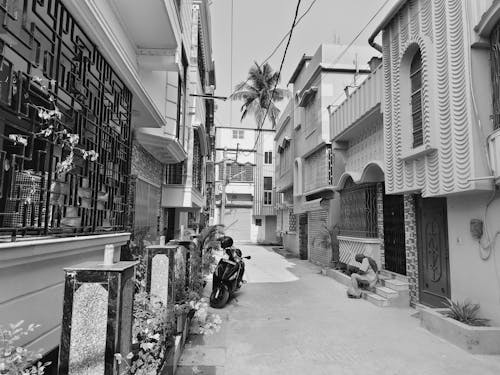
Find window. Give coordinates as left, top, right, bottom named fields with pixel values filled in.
left=339, top=180, right=378, bottom=238
left=263, top=177, right=273, bottom=205
left=166, top=162, right=185, bottom=184
left=255, top=218, right=262, bottom=226
left=232, top=129, right=244, bottom=139
left=264, top=151, right=272, bottom=164
left=264, top=192, right=273, bottom=205
left=410, top=50, right=423, bottom=148
left=264, top=177, right=273, bottom=190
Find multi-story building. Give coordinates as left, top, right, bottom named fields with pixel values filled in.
left=288, top=44, right=377, bottom=265
left=214, top=124, right=277, bottom=243
left=329, top=58, right=388, bottom=272
left=275, top=101, right=296, bottom=254
left=369, top=0, right=500, bottom=324
left=0, top=0, right=214, bottom=366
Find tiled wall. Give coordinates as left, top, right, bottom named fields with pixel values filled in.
left=404, top=194, right=419, bottom=306
left=376, top=183, right=385, bottom=269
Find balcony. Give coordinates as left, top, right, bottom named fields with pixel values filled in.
left=162, top=162, right=205, bottom=209
left=330, top=64, right=383, bottom=141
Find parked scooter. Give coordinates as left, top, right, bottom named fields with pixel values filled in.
left=209, top=236, right=251, bottom=308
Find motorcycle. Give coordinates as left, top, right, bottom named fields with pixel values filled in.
left=209, top=236, right=251, bottom=308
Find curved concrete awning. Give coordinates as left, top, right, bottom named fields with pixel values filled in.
left=360, top=161, right=385, bottom=183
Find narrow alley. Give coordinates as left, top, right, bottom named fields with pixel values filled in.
left=178, top=245, right=500, bottom=375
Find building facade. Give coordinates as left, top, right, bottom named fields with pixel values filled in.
left=372, top=0, right=500, bottom=323
left=275, top=101, right=297, bottom=254
left=0, top=0, right=215, bottom=361
left=329, top=59, right=389, bottom=272
left=288, top=44, right=376, bottom=266
left=214, top=125, right=277, bottom=243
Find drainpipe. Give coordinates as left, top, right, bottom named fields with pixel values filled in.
left=368, top=0, right=408, bottom=53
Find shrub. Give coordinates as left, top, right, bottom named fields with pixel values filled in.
left=0, top=321, right=51, bottom=375
left=445, top=299, right=489, bottom=327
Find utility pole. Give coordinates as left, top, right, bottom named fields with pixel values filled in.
left=220, top=147, right=227, bottom=225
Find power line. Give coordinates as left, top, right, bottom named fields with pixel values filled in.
left=227, top=0, right=318, bottom=101
left=250, top=0, right=303, bottom=152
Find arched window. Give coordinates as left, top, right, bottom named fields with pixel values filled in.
left=410, top=50, right=423, bottom=148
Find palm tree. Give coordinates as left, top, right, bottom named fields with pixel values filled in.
left=230, top=62, right=289, bottom=128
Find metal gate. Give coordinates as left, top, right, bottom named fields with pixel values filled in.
left=383, top=194, right=406, bottom=275
left=298, top=214, right=308, bottom=260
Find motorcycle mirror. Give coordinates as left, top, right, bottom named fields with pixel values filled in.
left=244, top=256, right=251, bottom=259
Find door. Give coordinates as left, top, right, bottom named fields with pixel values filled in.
left=383, top=194, right=406, bottom=275
left=299, top=214, right=308, bottom=260
left=416, top=197, right=451, bottom=307
left=223, top=207, right=252, bottom=242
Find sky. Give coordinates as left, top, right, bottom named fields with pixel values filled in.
left=209, top=0, right=398, bottom=128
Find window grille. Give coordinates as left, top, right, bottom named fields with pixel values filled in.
left=0, top=0, right=132, bottom=240
left=289, top=210, right=296, bottom=232
left=491, top=23, right=500, bottom=130
left=193, top=133, right=202, bottom=191
left=264, top=176, right=272, bottom=190
left=219, top=162, right=253, bottom=182
left=339, top=181, right=378, bottom=238
left=166, top=162, right=185, bottom=184
left=410, top=50, right=423, bottom=148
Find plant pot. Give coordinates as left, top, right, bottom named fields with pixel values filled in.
left=419, top=306, right=500, bottom=354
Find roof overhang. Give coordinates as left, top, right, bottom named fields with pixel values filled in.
left=289, top=54, right=313, bottom=84
left=302, top=198, right=329, bottom=212
left=136, top=127, right=187, bottom=164
left=476, top=1, right=500, bottom=38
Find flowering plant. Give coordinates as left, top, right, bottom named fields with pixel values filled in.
left=7, top=75, right=99, bottom=175
left=0, top=321, right=51, bottom=375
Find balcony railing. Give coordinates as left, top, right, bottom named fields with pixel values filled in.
left=0, top=0, right=132, bottom=241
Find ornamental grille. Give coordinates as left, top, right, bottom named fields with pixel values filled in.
left=491, top=23, right=500, bottom=130
left=339, top=181, right=378, bottom=238
left=0, top=0, right=132, bottom=240
left=193, top=132, right=202, bottom=191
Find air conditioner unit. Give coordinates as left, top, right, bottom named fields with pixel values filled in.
left=487, top=129, right=500, bottom=185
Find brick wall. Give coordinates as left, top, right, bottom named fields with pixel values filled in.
left=131, top=142, right=163, bottom=186
left=404, top=194, right=419, bottom=306
left=376, top=183, right=385, bottom=269
left=304, top=146, right=329, bottom=192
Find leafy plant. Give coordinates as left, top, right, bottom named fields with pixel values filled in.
left=315, top=223, right=340, bottom=268
left=0, top=321, right=51, bottom=375
left=445, top=299, right=489, bottom=327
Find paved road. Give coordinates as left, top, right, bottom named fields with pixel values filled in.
left=177, top=245, right=500, bottom=375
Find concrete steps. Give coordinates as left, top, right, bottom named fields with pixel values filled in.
left=322, top=267, right=410, bottom=308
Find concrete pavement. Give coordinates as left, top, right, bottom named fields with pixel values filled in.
left=177, top=244, right=500, bottom=375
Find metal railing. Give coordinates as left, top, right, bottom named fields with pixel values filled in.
left=0, top=0, right=132, bottom=241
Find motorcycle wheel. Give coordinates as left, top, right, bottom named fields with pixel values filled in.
left=210, top=284, right=229, bottom=308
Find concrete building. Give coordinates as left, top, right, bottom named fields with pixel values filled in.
left=287, top=44, right=377, bottom=266
left=275, top=101, right=297, bottom=255
left=214, top=124, right=277, bottom=244
left=370, top=0, right=500, bottom=324
left=329, top=59, right=388, bottom=272
left=0, top=0, right=215, bottom=364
